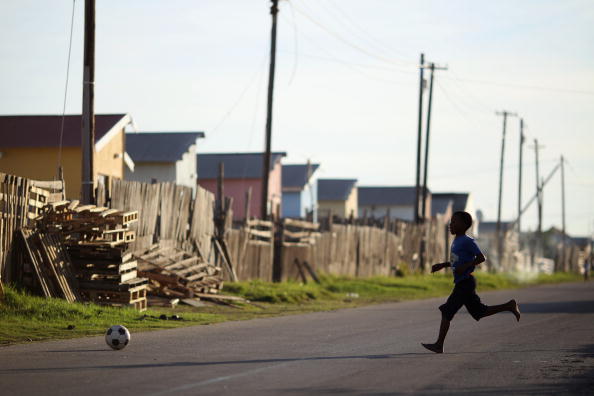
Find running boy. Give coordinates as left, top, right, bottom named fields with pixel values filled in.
left=422, top=211, right=521, bottom=354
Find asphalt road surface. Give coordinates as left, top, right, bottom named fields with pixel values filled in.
left=1, top=281, right=593, bottom=395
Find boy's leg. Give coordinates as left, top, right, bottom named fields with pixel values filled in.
left=481, top=299, right=521, bottom=321
left=422, top=315, right=450, bottom=354
left=421, top=317, right=450, bottom=353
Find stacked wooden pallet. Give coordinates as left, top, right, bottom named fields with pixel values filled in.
left=136, top=244, right=223, bottom=300
left=17, top=228, right=81, bottom=302
left=38, top=201, right=148, bottom=311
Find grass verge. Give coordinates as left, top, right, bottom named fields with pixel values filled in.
left=0, top=272, right=583, bottom=346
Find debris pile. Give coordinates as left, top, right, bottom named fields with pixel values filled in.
left=136, top=243, right=224, bottom=302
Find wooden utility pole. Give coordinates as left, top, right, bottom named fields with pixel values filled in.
left=533, top=139, right=544, bottom=236
left=261, top=0, right=279, bottom=220
left=495, top=110, right=517, bottom=269
left=421, top=62, right=448, bottom=222
left=517, top=119, right=525, bottom=233
left=414, top=53, right=425, bottom=224
left=561, top=155, right=566, bottom=270
left=81, top=0, right=96, bottom=204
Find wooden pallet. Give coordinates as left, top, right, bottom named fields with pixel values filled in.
left=80, top=284, right=147, bottom=311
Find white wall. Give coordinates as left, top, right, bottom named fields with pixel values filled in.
left=175, top=144, right=197, bottom=193
left=125, top=162, right=176, bottom=184
left=358, top=205, right=414, bottom=221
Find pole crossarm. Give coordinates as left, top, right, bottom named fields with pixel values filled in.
left=508, top=160, right=561, bottom=229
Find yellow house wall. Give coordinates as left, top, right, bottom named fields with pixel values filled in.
left=345, top=187, right=358, bottom=218
left=0, top=147, right=82, bottom=199
left=94, top=128, right=124, bottom=184
left=318, top=186, right=358, bottom=219
left=0, top=128, right=125, bottom=200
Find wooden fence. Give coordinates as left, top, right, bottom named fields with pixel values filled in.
left=226, top=219, right=274, bottom=281
left=109, top=180, right=215, bottom=261
left=273, top=217, right=449, bottom=282
left=0, top=173, right=62, bottom=286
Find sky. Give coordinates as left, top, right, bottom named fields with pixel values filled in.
left=1, top=0, right=593, bottom=236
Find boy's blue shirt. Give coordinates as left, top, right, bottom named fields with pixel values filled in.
left=450, top=234, right=482, bottom=283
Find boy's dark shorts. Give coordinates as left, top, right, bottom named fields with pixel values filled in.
left=439, top=276, right=487, bottom=321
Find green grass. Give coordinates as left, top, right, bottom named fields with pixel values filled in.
left=0, top=271, right=583, bottom=346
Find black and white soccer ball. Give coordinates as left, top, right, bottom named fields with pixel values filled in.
left=105, top=325, right=130, bottom=350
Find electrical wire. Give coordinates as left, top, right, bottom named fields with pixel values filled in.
left=56, top=0, right=76, bottom=173
left=210, top=55, right=268, bottom=135
left=288, top=0, right=416, bottom=73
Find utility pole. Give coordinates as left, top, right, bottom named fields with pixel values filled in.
left=421, top=62, right=448, bottom=222
left=261, top=0, right=279, bottom=220
left=561, top=155, right=566, bottom=270
left=495, top=110, right=517, bottom=269
left=531, top=138, right=545, bottom=263
left=414, top=53, right=425, bottom=224
left=518, top=119, right=525, bottom=234
left=533, top=139, right=544, bottom=237
left=81, top=0, right=95, bottom=204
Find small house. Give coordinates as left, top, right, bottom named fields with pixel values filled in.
left=125, top=132, right=205, bottom=193
left=317, top=179, right=358, bottom=219
left=0, top=114, right=133, bottom=199
left=357, top=186, right=431, bottom=221
left=432, top=192, right=477, bottom=235
left=281, top=163, right=320, bottom=220
left=197, top=152, right=286, bottom=220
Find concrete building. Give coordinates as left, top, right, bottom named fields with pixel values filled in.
left=281, top=163, right=320, bottom=220
left=432, top=192, right=477, bottom=235
left=0, top=114, right=133, bottom=199
left=357, top=186, right=431, bottom=222
left=318, top=179, right=358, bottom=219
left=197, top=152, right=286, bottom=220
left=125, top=132, right=204, bottom=193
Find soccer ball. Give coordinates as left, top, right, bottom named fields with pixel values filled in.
left=105, top=325, right=130, bottom=350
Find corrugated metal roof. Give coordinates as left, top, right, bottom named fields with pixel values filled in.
left=358, top=186, right=428, bottom=206
left=126, top=132, right=204, bottom=163
left=282, top=163, right=320, bottom=189
left=197, top=152, right=286, bottom=179
left=318, top=179, right=357, bottom=201
left=432, top=193, right=469, bottom=212
left=0, top=114, right=127, bottom=147
left=431, top=198, right=453, bottom=216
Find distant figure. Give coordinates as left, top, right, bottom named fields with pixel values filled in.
left=585, top=257, right=591, bottom=281
left=421, top=211, right=521, bottom=354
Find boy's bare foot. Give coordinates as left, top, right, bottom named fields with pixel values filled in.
left=421, top=343, right=443, bottom=354
left=510, top=299, right=521, bottom=321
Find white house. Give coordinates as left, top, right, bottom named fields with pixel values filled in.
left=125, top=132, right=204, bottom=192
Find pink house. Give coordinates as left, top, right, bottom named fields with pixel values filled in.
left=197, top=152, right=286, bottom=220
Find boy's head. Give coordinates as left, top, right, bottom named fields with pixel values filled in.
left=449, top=211, right=473, bottom=235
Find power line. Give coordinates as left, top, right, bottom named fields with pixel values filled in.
left=56, top=0, right=77, bottom=176
left=289, top=0, right=416, bottom=72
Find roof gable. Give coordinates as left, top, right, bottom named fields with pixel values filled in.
left=318, top=179, right=357, bottom=201
left=0, top=114, right=129, bottom=148
left=282, top=164, right=320, bottom=189
left=126, top=132, right=204, bottom=163
left=197, top=152, right=286, bottom=179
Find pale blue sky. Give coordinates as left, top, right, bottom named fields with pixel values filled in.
left=1, top=0, right=593, bottom=235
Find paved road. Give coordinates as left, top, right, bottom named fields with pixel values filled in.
left=1, top=281, right=593, bottom=395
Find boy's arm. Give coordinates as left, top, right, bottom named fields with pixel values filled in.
left=454, top=253, right=486, bottom=275
left=431, top=262, right=451, bottom=273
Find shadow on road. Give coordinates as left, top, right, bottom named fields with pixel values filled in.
left=0, top=352, right=430, bottom=373
left=519, top=300, right=594, bottom=314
